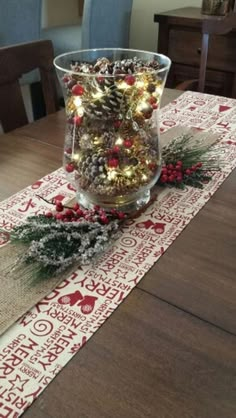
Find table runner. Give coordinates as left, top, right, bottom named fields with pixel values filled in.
left=0, top=91, right=236, bottom=417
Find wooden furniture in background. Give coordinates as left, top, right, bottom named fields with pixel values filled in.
left=0, top=40, right=58, bottom=133
left=177, top=12, right=236, bottom=96
left=154, top=7, right=236, bottom=97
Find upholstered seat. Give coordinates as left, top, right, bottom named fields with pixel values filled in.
left=0, top=0, right=133, bottom=126
left=41, top=0, right=133, bottom=54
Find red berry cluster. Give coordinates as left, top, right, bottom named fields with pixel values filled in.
left=45, top=202, right=126, bottom=224
left=160, top=161, right=183, bottom=184
left=160, top=161, right=203, bottom=184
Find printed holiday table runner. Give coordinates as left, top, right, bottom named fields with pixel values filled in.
left=0, top=91, right=236, bottom=417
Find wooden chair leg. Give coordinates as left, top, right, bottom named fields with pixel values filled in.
left=198, top=33, right=209, bottom=93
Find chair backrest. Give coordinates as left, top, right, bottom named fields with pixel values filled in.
left=198, top=12, right=236, bottom=93
left=81, top=0, right=133, bottom=49
left=0, top=0, right=42, bottom=47
left=0, top=40, right=58, bottom=133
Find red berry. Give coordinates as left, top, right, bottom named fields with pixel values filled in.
left=45, top=211, right=53, bottom=218
left=161, top=174, right=168, bottom=183
left=55, top=199, right=63, bottom=206
left=152, top=103, right=158, bottom=110
left=65, top=209, right=74, bottom=217
left=124, top=75, right=136, bottom=86
left=117, top=212, right=126, bottom=220
left=73, top=203, right=80, bottom=211
left=65, top=163, right=75, bottom=173
left=113, top=120, right=122, bottom=129
left=100, top=215, right=109, bottom=224
left=176, top=160, right=183, bottom=167
left=149, top=96, right=157, bottom=105
left=55, top=213, right=64, bottom=220
left=56, top=204, right=64, bottom=212
left=108, top=158, right=119, bottom=168
left=176, top=175, right=183, bottom=182
left=63, top=218, right=69, bottom=222
left=112, top=145, right=120, bottom=153
left=191, top=165, right=197, bottom=171
left=175, top=165, right=182, bottom=171
left=167, top=164, right=174, bottom=170
left=172, top=170, right=177, bottom=176
left=161, top=167, right=168, bottom=174
left=110, top=208, right=117, bottom=215
left=72, top=84, right=84, bottom=96
left=65, top=147, right=72, bottom=154
left=76, top=209, right=84, bottom=217
left=196, top=162, right=202, bottom=168
left=185, top=169, right=191, bottom=176
left=168, top=175, right=175, bottom=182
left=73, top=116, right=83, bottom=126
left=124, top=139, right=133, bottom=148
left=63, top=75, right=70, bottom=83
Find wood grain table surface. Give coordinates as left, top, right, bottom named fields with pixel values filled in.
left=0, top=88, right=235, bottom=418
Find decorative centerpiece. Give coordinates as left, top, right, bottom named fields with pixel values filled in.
left=54, top=48, right=171, bottom=211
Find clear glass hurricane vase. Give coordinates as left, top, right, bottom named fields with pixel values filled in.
left=54, top=48, right=171, bottom=211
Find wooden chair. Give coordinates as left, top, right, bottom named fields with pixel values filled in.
left=176, top=12, right=236, bottom=97
left=0, top=40, right=59, bottom=133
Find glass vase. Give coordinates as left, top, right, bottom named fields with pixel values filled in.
left=54, top=48, right=171, bottom=212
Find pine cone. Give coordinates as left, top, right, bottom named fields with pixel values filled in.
left=120, top=120, right=134, bottom=137
left=85, top=78, right=123, bottom=119
left=78, top=154, right=107, bottom=181
left=133, top=113, right=145, bottom=127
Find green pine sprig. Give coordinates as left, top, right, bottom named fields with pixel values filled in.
left=10, top=215, right=120, bottom=280
left=159, top=133, right=221, bottom=189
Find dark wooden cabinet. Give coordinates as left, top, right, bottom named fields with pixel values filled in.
left=154, top=7, right=236, bottom=97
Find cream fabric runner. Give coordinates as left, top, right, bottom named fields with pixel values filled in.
left=0, top=124, right=219, bottom=336
left=0, top=91, right=235, bottom=418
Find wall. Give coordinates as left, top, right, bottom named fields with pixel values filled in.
left=41, top=0, right=202, bottom=50
left=129, top=0, right=201, bottom=52
left=41, top=0, right=80, bottom=28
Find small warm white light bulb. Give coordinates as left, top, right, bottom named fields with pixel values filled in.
left=74, top=96, right=82, bottom=107
left=136, top=101, right=149, bottom=112
left=117, top=81, right=129, bottom=90
left=72, top=153, right=81, bottom=162
left=115, top=136, right=124, bottom=146
left=108, top=170, right=117, bottom=180
left=92, top=91, right=104, bottom=99
left=124, top=168, right=133, bottom=178
left=77, top=106, right=84, bottom=117
left=136, top=80, right=145, bottom=88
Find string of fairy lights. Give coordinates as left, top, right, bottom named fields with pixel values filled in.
left=61, top=56, right=166, bottom=205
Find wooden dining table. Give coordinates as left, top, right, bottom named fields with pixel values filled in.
left=0, top=88, right=236, bottom=418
